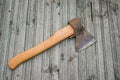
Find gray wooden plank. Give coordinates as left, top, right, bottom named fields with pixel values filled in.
left=92, top=0, right=105, bottom=80
left=108, top=0, right=120, bottom=79
left=5, top=0, right=22, bottom=80
left=0, top=0, right=4, bottom=23
left=0, top=0, right=4, bottom=30
left=49, top=0, right=60, bottom=80
left=114, top=1, right=120, bottom=79
left=0, top=0, right=4, bottom=70
left=0, top=0, right=13, bottom=80
left=76, top=0, right=87, bottom=80
left=59, top=0, right=68, bottom=80
left=30, top=0, right=44, bottom=80
left=8, top=0, right=28, bottom=80
left=85, top=0, right=97, bottom=80
left=22, top=0, right=35, bottom=80
left=67, top=0, right=79, bottom=80
left=41, top=0, right=52, bottom=80
left=100, top=0, right=115, bottom=80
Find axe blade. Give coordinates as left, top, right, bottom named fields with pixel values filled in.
left=76, top=30, right=96, bottom=52
left=68, top=17, right=96, bottom=52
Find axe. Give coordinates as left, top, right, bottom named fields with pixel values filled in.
left=8, top=17, right=96, bottom=69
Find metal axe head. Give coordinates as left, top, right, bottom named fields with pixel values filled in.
left=68, top=17, right=96, bottom=52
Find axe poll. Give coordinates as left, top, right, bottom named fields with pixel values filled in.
left=8, top=17, right=96, bottom=69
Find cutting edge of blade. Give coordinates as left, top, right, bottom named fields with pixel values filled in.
left=76, top=38, right=96, bottom=52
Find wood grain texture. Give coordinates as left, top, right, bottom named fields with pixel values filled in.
left=0, top=0, right=120, bottom=80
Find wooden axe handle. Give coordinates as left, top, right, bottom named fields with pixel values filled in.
left=8, top=25, right=74, bottom=69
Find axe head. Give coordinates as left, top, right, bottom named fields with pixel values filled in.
left=68, top=17, right=96, bottom=52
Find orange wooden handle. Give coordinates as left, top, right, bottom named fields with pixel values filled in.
left=8, top=25, right=74, bottom=69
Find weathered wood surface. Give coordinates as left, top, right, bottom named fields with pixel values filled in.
left=0, top=0, right=120, bottom=80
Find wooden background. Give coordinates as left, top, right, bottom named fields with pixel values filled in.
left=0, top=0, right=120, bottom=80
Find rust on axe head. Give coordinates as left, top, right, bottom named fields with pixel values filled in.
left=68, top=17, right=96, bottom=52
